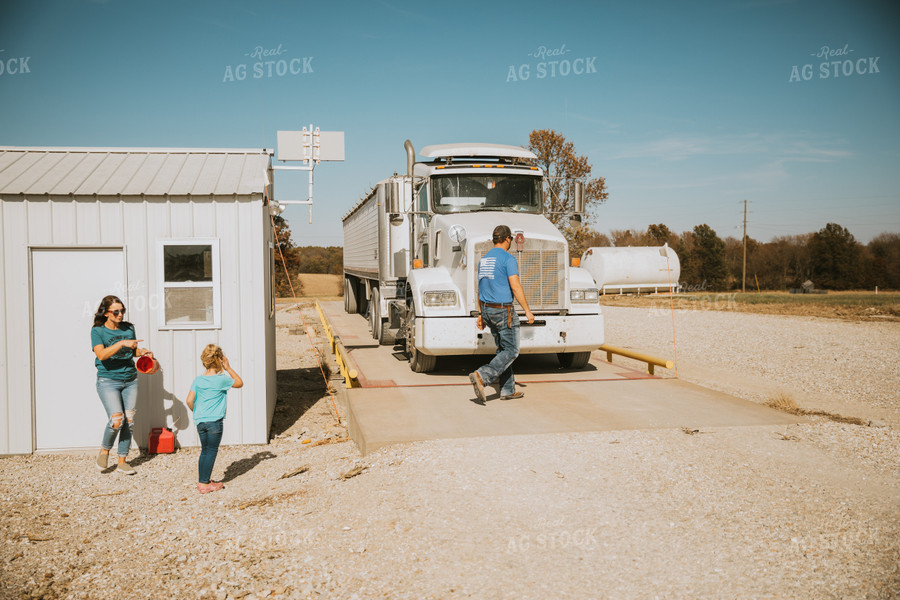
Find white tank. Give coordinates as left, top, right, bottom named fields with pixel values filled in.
left=580, top=246, right=680, bottom=293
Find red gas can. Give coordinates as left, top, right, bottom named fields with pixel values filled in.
left=148, top=427, right=175, bottom=454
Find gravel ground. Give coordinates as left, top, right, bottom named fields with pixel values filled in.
left=1, top=303, right=898, bottom=600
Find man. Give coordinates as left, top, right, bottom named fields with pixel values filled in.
left=469, top=225, right=534, bottom=402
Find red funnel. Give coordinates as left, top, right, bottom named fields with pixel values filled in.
left=136, top=356, right=160, bottom=374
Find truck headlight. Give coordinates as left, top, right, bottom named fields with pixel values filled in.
left=424, top=291, right=458, bottom=306
left=570, top=289, right=599, bottom=303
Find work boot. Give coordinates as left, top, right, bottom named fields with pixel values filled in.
left=469, top=371, right=486, bottom=403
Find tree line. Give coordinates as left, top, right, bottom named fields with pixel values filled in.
left=273, top=216, right=343, bottom=296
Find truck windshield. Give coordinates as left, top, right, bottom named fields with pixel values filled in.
left=432, top=174, right=542, bottom=214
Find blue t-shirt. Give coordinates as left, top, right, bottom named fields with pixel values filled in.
left=190, top=373, right=235, bottom=423
left=91, top=324, right=137, bottom=381
left=477, top=247, right=519, bottom=304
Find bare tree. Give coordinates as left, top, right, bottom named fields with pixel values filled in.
left=527, top=130, right=608, bottom=241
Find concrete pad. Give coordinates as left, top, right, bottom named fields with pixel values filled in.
left=319, top=301, right=803, bottom=454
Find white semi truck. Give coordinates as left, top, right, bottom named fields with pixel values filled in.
left=341, top=141, right=604, bottom=372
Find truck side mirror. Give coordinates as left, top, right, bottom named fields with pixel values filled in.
left=388, top=181, right=400, bottom=215
left=573, top=181, right=585, bottom=215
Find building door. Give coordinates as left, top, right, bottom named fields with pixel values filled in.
left=31, top=249, right=126, bottom=450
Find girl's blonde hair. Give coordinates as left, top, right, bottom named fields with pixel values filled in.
left=201, top=344, right=224, bottom=372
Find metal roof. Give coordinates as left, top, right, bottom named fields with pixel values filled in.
left=0, top=147, right=272, bottom=197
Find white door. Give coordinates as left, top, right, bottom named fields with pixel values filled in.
left=32, top=249, right=126, bottom=450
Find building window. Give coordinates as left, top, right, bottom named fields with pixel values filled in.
left=158, top=240, right=221, bottom=329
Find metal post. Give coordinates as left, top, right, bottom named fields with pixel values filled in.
left=742, top=199, right=748, bottom=293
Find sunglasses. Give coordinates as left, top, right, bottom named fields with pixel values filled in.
left=109, top=309, right=126, bottom=316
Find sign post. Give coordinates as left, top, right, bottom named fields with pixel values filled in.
left=274, top=124, right=345, bottom=223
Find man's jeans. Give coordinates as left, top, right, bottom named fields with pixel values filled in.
left=96, top=376, right=138, bottom=456
left=475, top=305, right=520, bottom=397
left=196, top=418, right=224, bottom=484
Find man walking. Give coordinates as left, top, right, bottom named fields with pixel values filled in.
left=469, top=225, right=534, bottom=402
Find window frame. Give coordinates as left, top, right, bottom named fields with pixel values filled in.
left=156, top=238, right=222, bottom=330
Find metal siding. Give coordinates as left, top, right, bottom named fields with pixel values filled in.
left=3, top=201, right=32, bottom=453
left=99, top=199, right=124, bottom=245
left=191, top=200, right=217, bottom=238
left=50, top=199, right=77, bottom=245
left=22, top=152, right=67, bottom=195
left=170, top=201, right=194, bottom=238
left=121, top=153, right=165, bottom=196
left=342, top=194, right=379, bottom=275
left=74, top=199, right=102, bottom=244
left=216, top=198, right=243, bottom=445
left=0, top=200, right=8, bottom=453
left=26, top=199, right=52, bottom=246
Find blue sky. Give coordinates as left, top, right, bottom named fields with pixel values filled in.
left=2, top=0, right=898, bottom=245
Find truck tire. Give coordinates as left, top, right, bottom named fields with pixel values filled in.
left=557, top=351, right=592, bottom=369
left=405, top=304, right=437, bottom=373
left=370, top=287, right=394, bottom=345
left=370, top=286, right=381, bottom=340
left=344, top=276, right=358, bottom=314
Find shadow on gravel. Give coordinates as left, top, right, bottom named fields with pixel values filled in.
left=222, top=450, right=277, bottom=482
left=270, top=367, right=329, bottom=438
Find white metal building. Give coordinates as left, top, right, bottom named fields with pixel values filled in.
left=0, top=147, right=277, bottom=454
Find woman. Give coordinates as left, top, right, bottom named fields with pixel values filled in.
left=91, top=295, right=152, bottom=475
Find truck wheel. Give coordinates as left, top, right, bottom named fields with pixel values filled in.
left=557, top=351, right=592, bottom=369
left=344, top=276, right=358, bottom=314
left=370, top=287, right=394, bottom=345
left=370, top=287, right=381, bottom=340
left=406, top=304, right=436, bottom=373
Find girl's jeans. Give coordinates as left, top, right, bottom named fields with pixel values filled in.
left=96, top=376, right=138, bottom=456
left=196, top=418, right=224, bottom=484
left=475, top=305, right=521, bottom=397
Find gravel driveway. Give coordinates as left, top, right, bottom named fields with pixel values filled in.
left=1, top=303, right=897, bottom=600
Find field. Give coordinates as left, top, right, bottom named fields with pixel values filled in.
left=600, top=290, right=900, bottom=321
left=278, top=273, right=342, bottom=301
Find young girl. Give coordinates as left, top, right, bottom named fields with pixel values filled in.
left=186, top=345, right=243, bottom=494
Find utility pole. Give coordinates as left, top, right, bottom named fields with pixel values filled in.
left=742, top=199, right=748, bottom=293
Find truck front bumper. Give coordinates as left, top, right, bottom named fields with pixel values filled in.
left=415, top=314, right=604, bottom=356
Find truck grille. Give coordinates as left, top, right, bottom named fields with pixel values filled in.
left=475, top=241, right=566, bottom=310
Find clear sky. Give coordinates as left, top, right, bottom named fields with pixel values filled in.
left=2, top=0, right=898, bottom=245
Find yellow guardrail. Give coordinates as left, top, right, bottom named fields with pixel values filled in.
left=316, top=300, right=360, bottom=388
left=598, top=344, right=674, bottom=376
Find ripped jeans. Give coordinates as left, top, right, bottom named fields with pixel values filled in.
left=96, top=377, right=138, bottom=456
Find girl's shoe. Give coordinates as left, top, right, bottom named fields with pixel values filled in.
left=197, top=481, right=225, bottom=494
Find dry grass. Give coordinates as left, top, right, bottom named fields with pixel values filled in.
left=278, top=273, right=343, bottom=301
left=600, top=290, right=900, bottom=321
left=764, top=393, right=869, bottom=426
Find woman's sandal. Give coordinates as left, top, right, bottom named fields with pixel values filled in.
left=197, top=481, right=225, bottom=494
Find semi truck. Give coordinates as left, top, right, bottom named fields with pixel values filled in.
left=341, top=141, right=604, bottom=373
